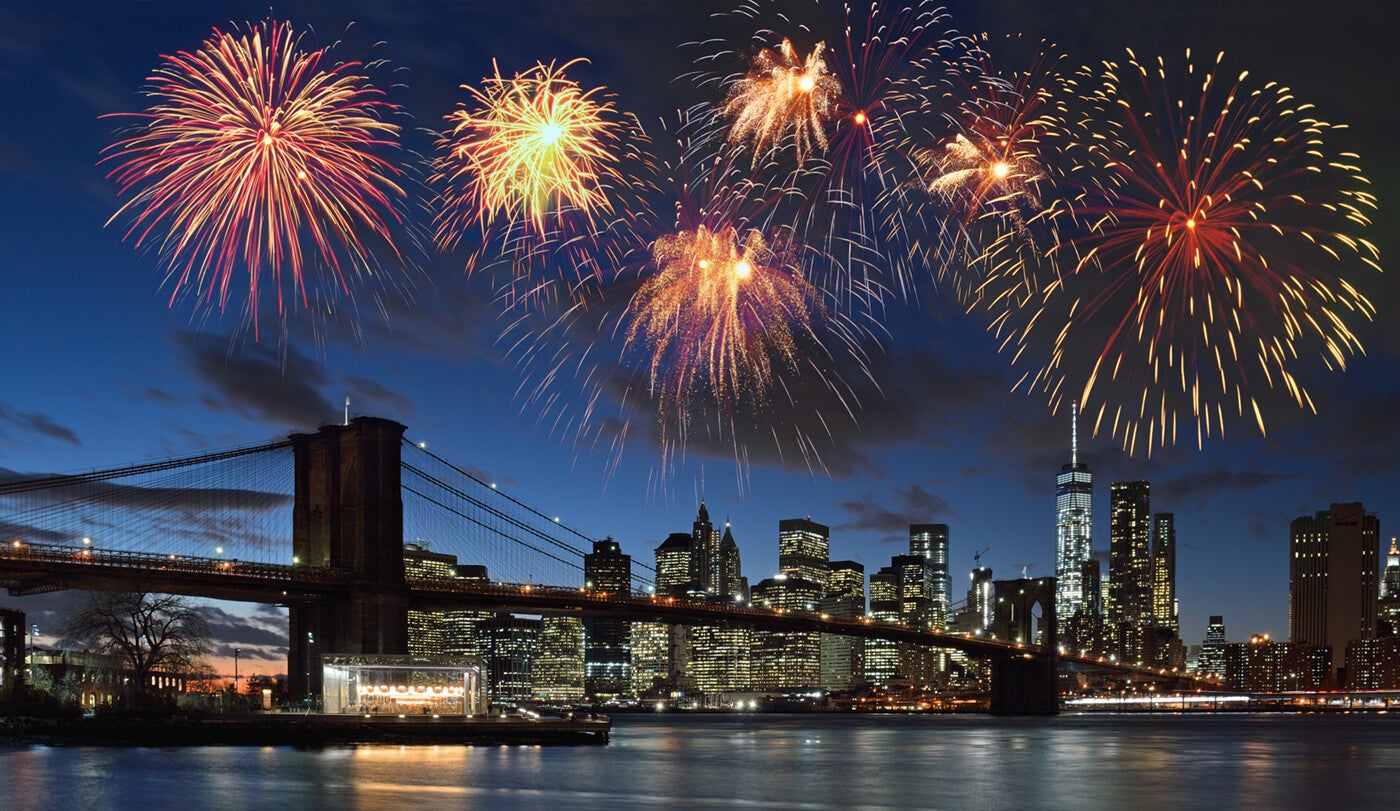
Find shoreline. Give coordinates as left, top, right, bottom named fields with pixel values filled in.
left=0, top=713, right=610, bottom=747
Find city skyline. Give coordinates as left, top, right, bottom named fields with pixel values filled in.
left=0, top=0, right=1395, bottom=682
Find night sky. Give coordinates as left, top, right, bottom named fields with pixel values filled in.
left=1, top=0, right=1395, bottom=679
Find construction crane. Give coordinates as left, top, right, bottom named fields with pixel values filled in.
left=973, top=547, right=989, bottom=567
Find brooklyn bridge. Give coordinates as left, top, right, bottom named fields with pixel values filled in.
left=0, top=416, right=1204, bottom=714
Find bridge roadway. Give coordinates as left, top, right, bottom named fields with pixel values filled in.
left=0, top=540, right=1198, bottom=686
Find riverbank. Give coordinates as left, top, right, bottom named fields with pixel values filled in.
left=0, top=713, right=610, bottom=746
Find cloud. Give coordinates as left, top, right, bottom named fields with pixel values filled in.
left=1153, top=466, right=1298, bottom=509
left=175, top=332, right=338, bottom=429
left=0, top=403, right=81, bottom=446
left=837, top=483, right=958, bottom=543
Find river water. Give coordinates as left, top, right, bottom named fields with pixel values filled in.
left=3, top=713, right=1399, bottom=809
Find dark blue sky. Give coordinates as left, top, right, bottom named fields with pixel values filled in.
left=0, top=0, right=1395, bottom=676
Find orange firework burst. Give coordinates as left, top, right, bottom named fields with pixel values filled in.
left=433, top=58, right=622, bottom=250
left=721, top=39, right=841, bottom=163
left=623, top=225, right=822, bottom=423
left=1001, top=49, right=1380, bottom=454
left=102, top=20, right=410, bottom=333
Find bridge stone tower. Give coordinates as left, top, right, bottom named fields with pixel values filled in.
left=287, top=417, right=409, bottom=703
left=989, top=576, right=1060, bottom=715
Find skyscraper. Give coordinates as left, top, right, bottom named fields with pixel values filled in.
left=584, top=537, right=632, bottom=700
left=1108, top=480, right=1152, bottom=661
left=778, top=518, right=830, bottom=590
left=1289, top=503, right=1380, bottom=679
left=909, top=524, right=950, bottom=627
left=1055, top=403, right=1094, bottom=636
left=864, top=566, right=901, bottom=686
left=716, top=521, right=745, bottom=600
left=820, top=560, right=865, bottom=689
left=1152, top=513, right=1178, bottom=634
left=1199, top=616, right=1227, bottom=678
left=655, top=532, right=696, bottom=595
left=1380, top=538, right=1400, bottom=637
left=750, top=574, right=822, bottom=689
left=404, top=541, right=460, bottom=655
left=534, top=616, right=584, bottom=703
left=693, top=502, right=719, bottom=593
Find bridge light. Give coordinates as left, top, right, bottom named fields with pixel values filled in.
left=490, top=483, right=497, bottom=489
left=215, top=546, right=223, bottom=555
left=11, top=541, right=20, bottom=548
left=82, top=537, right=92, bottom=546
left=292, top=555, right=300, bottom=564
left=418, top=442, right=427, bottom=449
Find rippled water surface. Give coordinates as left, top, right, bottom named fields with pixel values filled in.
left=4, top=713, right=1399, bottom=809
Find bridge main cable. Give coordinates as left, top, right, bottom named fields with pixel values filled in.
left=402, top=439, right=657, bottom=577
left=0, top=439, right=295, bottom=496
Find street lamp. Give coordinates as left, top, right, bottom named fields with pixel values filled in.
left=305, top=632, right=314, bottom=710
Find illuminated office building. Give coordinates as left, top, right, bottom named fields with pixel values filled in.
left=750, top=574, right=822, bottom=689
left=443, top=564, right=491, bottom=659
left=694, top=503, right=720, bottom=592
left=1290, top=503, right=1380, bottom=680
left=1379, top=538, right=1400, bottom=636
left=820, top=561, right=865, bottom=690
left=1151, top=513, right=1178, bottom=634
left=1108, top=481, right=1153, bottom=661
left=1199, top=616, right=1227, bottom=678
left=1055, top=403, right=1094, bottom=637
left=404, top=541, right=460, bottom=656
left=584, top=538, right=632, bottom=699
left=533, top=616, right=584, bottom=703
left=778, top=518, right=830, bottom=591
left=480, top=615, right=539, bottom=703
left=864, top=566, right=901, bottom=685
left=909, top=524, right=950, bottom=626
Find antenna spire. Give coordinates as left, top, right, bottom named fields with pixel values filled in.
left=1071, top=400, right=1079, bottom=467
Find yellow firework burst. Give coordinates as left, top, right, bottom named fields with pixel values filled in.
left=434, top=58, right=620, bottom=247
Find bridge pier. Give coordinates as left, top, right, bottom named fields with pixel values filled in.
left=990, top=655, right=1060, bottom=715
left=287, top=417, right=409, bottom=704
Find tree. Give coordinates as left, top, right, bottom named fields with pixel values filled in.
left=62, top=592, right=211, bottom=701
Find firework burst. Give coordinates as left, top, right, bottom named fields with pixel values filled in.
left=695, top=0, right=979, bottom=305
left=501, top=111, right=875, bottom=486
left=433, top=58, right=622, bottom=247
left=722, top=39, right=841, bottom=163
left=102, top=20, right=411, bottom=335
left=623, top=225, right=820, bottom=425
left=923, top=36, right=1090, bottom=305
left=1002, top=49, right=1380, bottom=454
left=430, top=58, right=656, bottom=314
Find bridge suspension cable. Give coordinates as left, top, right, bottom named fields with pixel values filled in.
left=400, top=440, right=656, bottom=588
left=0, top=439, right=293, bottom=496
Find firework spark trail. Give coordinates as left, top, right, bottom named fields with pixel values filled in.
left=1000, top=49, right=1380, bottom=455
left=102, top=20, right=411, bottom=336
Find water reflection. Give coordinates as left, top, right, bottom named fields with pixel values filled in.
left=3, top=715, right=1400, bottom=809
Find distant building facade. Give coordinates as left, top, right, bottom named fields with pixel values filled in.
left=1289, top=503, right=1380, bottom=679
